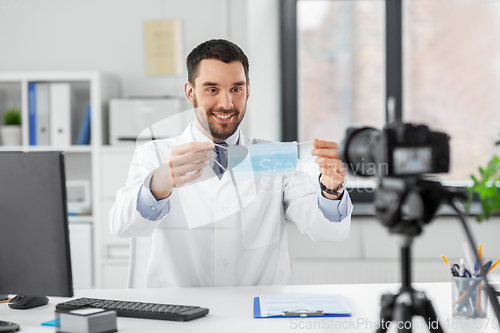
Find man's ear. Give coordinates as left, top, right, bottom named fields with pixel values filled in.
left=184, top=81, right=195, bottom=106
left=246, top=81, right=250, bottom=102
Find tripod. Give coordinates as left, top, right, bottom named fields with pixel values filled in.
left=373, top=178, right=500, bottom=333
left=373, top=178, right=446, bottom=333
left=376, top=234, right=443, bottom=333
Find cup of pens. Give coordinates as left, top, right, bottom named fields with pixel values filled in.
left=452, top=276, right=488, bottom=319
left=443, top=244, right=500, bottom=319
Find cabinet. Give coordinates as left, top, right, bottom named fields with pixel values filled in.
left=0, top=71, right=120, bottom=288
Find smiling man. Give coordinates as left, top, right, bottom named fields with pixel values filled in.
left=110, top=39, right=353, bottom=288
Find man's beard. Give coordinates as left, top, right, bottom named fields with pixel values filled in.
left=194, top=96, right=246, bottom=142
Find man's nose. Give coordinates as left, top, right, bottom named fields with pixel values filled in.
left=218, top=91, right=233, bottom=110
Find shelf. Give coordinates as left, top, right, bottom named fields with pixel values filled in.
left=69, top=215, right=94, bottom=223
left=0, top=70, right=121, bottom=289
left=0, top=145, right=93, bottom=153
left=99, top=145, right=136, bottom=153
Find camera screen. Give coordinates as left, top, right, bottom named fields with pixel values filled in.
left=393, top=147, right=432, bottom=175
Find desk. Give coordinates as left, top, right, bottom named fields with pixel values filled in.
left=1, top=282, right=499, bottom=332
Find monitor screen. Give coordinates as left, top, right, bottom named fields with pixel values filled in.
left=393, top=147, right=432, bottom=175
left=0, top=151, right=73, bottom=297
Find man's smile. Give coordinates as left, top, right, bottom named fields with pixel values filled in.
left=213, top=112, right=235, bottom=123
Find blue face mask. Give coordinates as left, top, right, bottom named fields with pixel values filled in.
left=214, top=142, right=298, bottom=178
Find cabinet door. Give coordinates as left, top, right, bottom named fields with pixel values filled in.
left=101, top=150, right=134, bottom=198
left=69, top=223, right=93, bottom=289
left=100, top=150, right=133, bottom=259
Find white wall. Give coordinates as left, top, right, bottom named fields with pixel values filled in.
left=0, top=0, right=281, bottom=139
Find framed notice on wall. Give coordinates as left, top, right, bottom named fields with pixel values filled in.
left=143, top=19, right=184, bottom=76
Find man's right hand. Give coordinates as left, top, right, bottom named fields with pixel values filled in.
left=150, top=141, right=214, bottom=200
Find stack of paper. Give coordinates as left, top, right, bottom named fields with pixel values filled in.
left=59, top=308, right=117, bottom=333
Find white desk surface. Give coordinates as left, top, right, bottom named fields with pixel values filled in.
left=1, top=282, right=500, bottom=333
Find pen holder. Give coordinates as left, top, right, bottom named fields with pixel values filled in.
left=452, top=276, right=488, bottom=319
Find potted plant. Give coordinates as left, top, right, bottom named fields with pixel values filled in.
left=466, top=135, right=500, bottom=221
left=1, top=107, right=22, bottom=146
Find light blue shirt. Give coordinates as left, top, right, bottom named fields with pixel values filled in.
left=137, top=124, right=349, bottom=222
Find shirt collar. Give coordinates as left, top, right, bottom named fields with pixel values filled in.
left=191, top=122, right=240, bottom=145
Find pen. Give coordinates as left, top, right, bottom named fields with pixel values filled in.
left=474, top=244, right=482, bottom=277
left=487, top=257, right=500, bottom=275
left=482, top=261, right=492, bottom=275
left=460, top=259, right=466, bottom=277
left=441, top=255, right=449, bottom=267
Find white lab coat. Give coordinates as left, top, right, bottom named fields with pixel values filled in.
left=110, top=124, right=352, bottom=287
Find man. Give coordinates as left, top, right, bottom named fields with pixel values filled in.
left=110, top=39, right=352, bottom=288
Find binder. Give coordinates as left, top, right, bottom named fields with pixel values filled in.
left=254, top=295, right=351, bottom=318
left=36, top=83, right=50, bottom=145
left=28, top=82, right=37, bottom=145
left=50, top=83, right=72, bottom=146
left=76, top=105, right=91, bottom=145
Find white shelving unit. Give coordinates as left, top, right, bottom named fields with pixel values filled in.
left=0, top=71, right=120, bottom=288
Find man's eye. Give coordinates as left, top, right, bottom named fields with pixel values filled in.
left=207, top=88, right=217, bottom=93
left=232, top=88, right=242, bottom=92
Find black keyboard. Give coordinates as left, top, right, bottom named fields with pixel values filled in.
left=56, top=297, right=209, bottom=322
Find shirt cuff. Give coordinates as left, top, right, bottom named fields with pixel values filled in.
left=318, top=189, right=349, bottom=222
left=137, top=185, right=170, bottom=221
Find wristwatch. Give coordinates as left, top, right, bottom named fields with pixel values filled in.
left=318, top=174, right=346, bottom=197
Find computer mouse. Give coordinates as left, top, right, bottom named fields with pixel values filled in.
left=8, top=295, right=49, bottom=310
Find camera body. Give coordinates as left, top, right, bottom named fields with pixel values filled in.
left=341, top=122, right=450, bottom=177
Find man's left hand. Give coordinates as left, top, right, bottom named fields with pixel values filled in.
left=311, top=139, right=346, bottom=200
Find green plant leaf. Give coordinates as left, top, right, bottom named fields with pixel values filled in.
left=2, top=107, right=21, bottom=125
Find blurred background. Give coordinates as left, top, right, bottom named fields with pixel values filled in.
left=1, top=0, right=499, bottom=289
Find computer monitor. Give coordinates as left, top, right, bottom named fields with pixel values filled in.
left=0, top=152, right=73, bottom=330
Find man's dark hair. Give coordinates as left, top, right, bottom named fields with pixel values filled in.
left=186, top=39, right=249, bottom=85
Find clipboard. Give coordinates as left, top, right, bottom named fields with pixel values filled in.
left=253, top=297, right=351, bottom=318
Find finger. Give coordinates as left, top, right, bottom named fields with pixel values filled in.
left=173, top=160, right=209, bottom=177
left=175, top=169, right=204, bottom=186
left=170, top=141, right=215, bottom=156
left=312, top=148, right=339, bottom=159
left=320, top=167, right=346, bottom=180
left=317, top=159, right=346, bottom=175
left=312, top=139, right=338, bottom=149
left=315, top=156, right=343, bottom=165
left=171, top=151, right=212, bottom=167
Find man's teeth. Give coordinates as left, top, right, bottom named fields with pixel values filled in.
left=215, top=114, right=232, bottom=119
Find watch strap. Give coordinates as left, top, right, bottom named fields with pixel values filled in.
left=318, top=174, right=345, bottom=197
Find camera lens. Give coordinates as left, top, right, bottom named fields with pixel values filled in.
left=339, top=127, right=381, bottom=177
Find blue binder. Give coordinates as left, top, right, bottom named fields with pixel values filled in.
left=253, top=297, right=351, bottom=318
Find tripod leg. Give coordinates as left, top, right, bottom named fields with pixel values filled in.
left=393, top=291, right=414, bottom=333
left=376, top=293, right=397, bottom=333
left=414, top=291, right=444, bottom=333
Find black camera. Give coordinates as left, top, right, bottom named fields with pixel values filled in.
left=340, top=122, right=450, bottom=177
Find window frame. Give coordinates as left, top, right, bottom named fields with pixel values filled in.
left=280, top=0, right=484, bottom=216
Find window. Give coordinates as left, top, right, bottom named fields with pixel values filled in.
left=287, top=0, right=500, bottom=184
left=296, top=0, right=385, bottom=187
left=403, top=0, right=500, bottom=182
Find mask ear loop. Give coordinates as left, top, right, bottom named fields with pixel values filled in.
left=296, top=140, right=315, bottom=166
